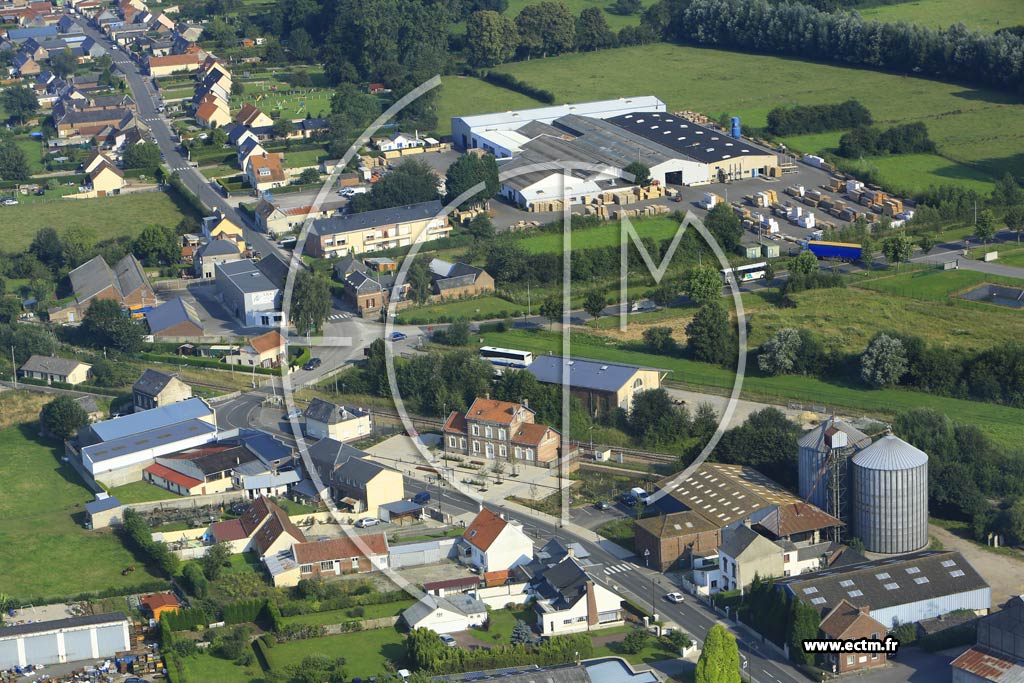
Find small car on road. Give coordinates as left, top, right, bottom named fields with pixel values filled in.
left=595, top=500, right=612, bottom=511
left=302, top=357, right=322, bottom=371
left=388, top=332, right=408, bottom=342
left=355, top=517, right=380, bottom=528
left=664, top=592, right=685, bottom=604
left=284, top=409, right=302, bottom=420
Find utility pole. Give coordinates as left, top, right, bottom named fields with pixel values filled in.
left=11, top=346, right=17, bottom=387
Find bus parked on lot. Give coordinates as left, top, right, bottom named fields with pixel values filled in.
left=479, top=346, right=534, bottom=373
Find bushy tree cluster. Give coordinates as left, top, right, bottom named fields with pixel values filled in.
left=712, top=408, right=801, bottom=488
left=40, top=395, right=89, bottom=439
left=349, top=160, right=439, bottom=213
left=765, top=99, right=872, bottom=136
left=120, top=509, right=180, bottom=576
left=838, top=123, right=936, bottom=157
left=408, top=628, right=593, bottom=673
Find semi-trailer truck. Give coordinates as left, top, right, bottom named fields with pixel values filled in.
left=806, top=240, right=862, bottom=261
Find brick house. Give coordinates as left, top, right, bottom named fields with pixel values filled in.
left=442, top=397, right=561, bottom=465
left=818, top=599, right=888, bottom=673
left=294, top=533, right=389, bottom=579
left=427, top=259, right=495, bottom=301
left=634, top=511, right=721, bottom=573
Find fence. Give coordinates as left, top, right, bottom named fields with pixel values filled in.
left=323, top=616, right=399, bottom=634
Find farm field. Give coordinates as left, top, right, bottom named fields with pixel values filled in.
left=519, top=215, right=689, bottom=253
left=856, top=0, right=1024, bottom=31
left=504, top=0, right=651, bottom=29
left=471, top=43, right=1024, bottom=190
left=855, top=267, right=1023, bottom=302
left=0, top=419, right=163, bottom=600
left=178, top=652, right=261, bottom=683
left=4, top=190, right=197, bottom=252
left=436, top=76, right=549, bottom=136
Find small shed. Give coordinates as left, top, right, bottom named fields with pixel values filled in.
left=738, top=244, right=761, bottom=259
left=379, top=500, right=422, bottom=525
left=761, top=243, right=781, bottom=258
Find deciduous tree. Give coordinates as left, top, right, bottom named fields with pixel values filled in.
left=40, top=396, right=89, bottom=439
left=291, top=270, right=331, bottom=334
left=685, top=301, right=734, bottom=366
left=685, top=264, right=721, bottom=305
left=860, top=333, right=908, bottom=387
left=465, top=11, right=519, bottom=67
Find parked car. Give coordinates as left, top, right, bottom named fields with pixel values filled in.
left=1, top=198, right=19, bottom=206
left=439, top=634, right=457, bottom=647
left=620, top=493, right=637, bottom=507
left=664, top=592, right=685, bottom=604
left=302, top=357, right=322, bottom=371
left=284, top=409, right=302, bottom=419
left=355, top=517, right=380, bottom=528
left=595, top=500, right=611, bottom=511
left=388, top=332, right=408, bottom=342
left=412, top=491, right=430, bottom=506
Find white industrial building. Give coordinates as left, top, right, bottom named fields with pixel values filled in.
left=454, top=98, right=779, bottom=210
left=451, top=96, right=666, bottom=157
left=0, top=613, right=131, bottom=670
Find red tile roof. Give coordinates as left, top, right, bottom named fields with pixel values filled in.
left=140, top=593, right=180, bottom=611
left=483, top=570, right=514, bottom=587
left=423, top=576, right=479, bottom=592
left=462, top=508, right=508, bottom=552
left=464, top=397, right=527, bottom=425
left=148, top=53, right=199, bottom=69
left=443, top=410, right=467, bottom=435
left=511, top=422, right=552, bottom=447
left=145, top=462, right=202, bottom=490
left=819, top=599, right=885, bottom=639
left=254, top=510, right=306, bottom=555
left=293, top=532, right=389, bottom=564
left=249, top=330, right=286, bottom=354
left=209, top=518, right=247, bottom=542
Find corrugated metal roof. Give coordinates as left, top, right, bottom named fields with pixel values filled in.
left=952, top=647, right=1024, bottom=683
left=852, top=435, right=928, bottom=470
left=0, top=612, right=127, bottom=638
left=85, top=419, right=217, bottom=463
left=310, top=200, right=444, bottom=238
left=527, top=354, right=666, bottom=393
left=798, top=419, right=871, bottom=452
left=453, top=96, right=665, bottom=131
left=89, top=397, right=212, bottom=442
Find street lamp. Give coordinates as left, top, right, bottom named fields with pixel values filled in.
left=643, top=548, right=650, bottom=568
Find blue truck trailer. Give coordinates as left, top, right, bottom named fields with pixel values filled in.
left=807, top=241, right=862, bottom=261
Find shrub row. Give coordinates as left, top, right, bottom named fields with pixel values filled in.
left=482, top=72, right=555, bottom=104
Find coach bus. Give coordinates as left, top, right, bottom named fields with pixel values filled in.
left=479, top=346, right=534, bottom=373
left=720, top=262, right=768, bottom=284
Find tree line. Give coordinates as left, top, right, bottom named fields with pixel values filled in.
left=407, top=628, right=594, bottom=673
left=642, top=0, right=1024, bottom=94
left=837, top=122, right=936, bottom=158
left=765, top=99, right=873, bottom=136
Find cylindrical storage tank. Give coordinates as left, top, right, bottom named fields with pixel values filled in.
left=798, top=424, right=831, bottom=510
left=851, top=435, right=929, bottom=554
left=730, top=116, right=741, bottom=139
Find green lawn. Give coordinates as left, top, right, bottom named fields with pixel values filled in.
left=469, top=43, right=1024, bottom=190
left=482, top=606, right=536, bottom=641
left=854, top=153, right=997, bottom=195
left=396, top=295, right=524, bottom=323
left=16, top=136, right=47, bottom=175
left=856, top=0, right=1024, bottom=31
left=856, top=267, right=1023, bottom=302
left=591, top=627, right=684, bottom=666
left=282, top=147, right=326, bottom=169
left=0, top=424, right=164, bottom=601
left=504, top=0, right=651, bottom=29
left=273, top=497, right=318, bottom=515
left=597, top=517, right=636, bottom=552
left=178, top=652, right=263, bottom=683
left=264, top=627, right=409, bottom=679
left=279, top=600, right=416, bottom=627
left=436, top=76, right=546, bottom=136
left=478, top=327, right=1024, bottom=447
left=519, top=215, right=690, bottom=254
left=106, top=480, right=182, bottom=504
left=243, top=88, right=333, bottom=119
left=4, top=190, right=198, bottom=252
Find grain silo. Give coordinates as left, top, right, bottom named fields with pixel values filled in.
left=797, top=419, right=870, bottom=529
left=851, top=435, right=929, bottom=554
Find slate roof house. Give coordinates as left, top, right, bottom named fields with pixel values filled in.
left=526, top=355, right=669, bottom=415
left=306, top=438, right=403, bottom=518
left=19, top=355, right=92, bottom=385
left=528, top=556, right=624, bottom=636
left=208, top=496, right=306, bottom=555
left=49, top=254, right=156, bottom=324
left=401, top=593, right=488, bottom=635
left=132, top=369, right=192, bottom=412
left=427, top=259, right=495, bottom=300
left=303, top=398, right=372, bottom=442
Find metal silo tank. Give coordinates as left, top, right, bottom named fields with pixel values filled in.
left=851, top=435, right=929, bottom=554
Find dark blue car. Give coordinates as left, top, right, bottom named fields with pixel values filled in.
left=413, top=491, right=430, bottom=506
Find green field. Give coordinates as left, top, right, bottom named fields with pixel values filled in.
left=460, top=43, right=1024, bottom=191
left=263, top=627, right=409, bottom=679
left=856, top=267, right=1023, bottom=302
left=519, top=215, right=689, bottom=253
left=477, top=327, right=1024, bottom=446
left=504, top=0, right=651, bottom=29
left=0, top=423, right=164, bottom=600
left=858, top=153, right=997, bottom=195
left=437, top=76, right=548, bottom=136
left=105, top=480, right=181, bottom=504
left=396, top=295, right=524, bottom=323
left=5, top=190, right=197, bottom=252
left=243, top=88, right=333, bottom=119
left=856, top=0, right=1024, bottom=31
left=179, top=652, right=262, bottom=683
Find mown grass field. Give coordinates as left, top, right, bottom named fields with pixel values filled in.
left=105, top=480, right=181, bottom=504
left=465, top=43, right=1024, bottom=191
left=263, top=627, right=409, bottom=679
left=5, top=190, right=196, bottom=251
left=437, top=76, right=545, bottom=136
left=0, top=420, right=163, bottom=600
left=856, top=0, right=1024, bottom=31
left=518, top=215, right=688, bottom=253
left=279, top=600, right=415, bottom=627
left=855, top=267, right=1022, bottom=301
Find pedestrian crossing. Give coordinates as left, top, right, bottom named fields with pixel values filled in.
left=327, top=313, right=351, bottom=321
left=604, top=563, right=633, bottom=575
left=170, top=166, right=191, bottom=172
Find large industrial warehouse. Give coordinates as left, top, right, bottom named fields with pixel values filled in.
left=0, top=613, right=131, bottom=670
left=778, top=550, right=990, bottom=628
left=451, top=97, right=779, bottom=210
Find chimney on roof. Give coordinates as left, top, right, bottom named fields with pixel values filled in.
left=522, top=398, right=529, bottom=409
left=859, top=604, right=870, bottom=615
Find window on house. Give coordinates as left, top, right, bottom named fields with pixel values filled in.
left=485, top=426, right=492, bottom=438
left=459, top=438, right=466, bottom=449
left=486, top=443, right=494, bottom=457
left=471, top=425, right=479, bottom=436
left=514, top=447, right=521, bottom=458
left=472, top=441, right=480, bottom=452
left=871, top=653, right=878, bottom=660
left=300, top=564, right=313, bottom=573
left=525, top=448, right=533, bottom=460
left=448, top=436, right=456, bottom=447
left=320, top=560, right=335, bottom=571
left=846, top=656, right=854, bottom=666
left=576, top=616, right=587, bottom=622
left=784, top=554, right=791, bottom=562
left=499, top=445, right=507, bottom=457
left=633, top=378, right=643, bottom=389
left=498, top=429, right=506, bottom=440
left=563, top=619, right=573, bottom=625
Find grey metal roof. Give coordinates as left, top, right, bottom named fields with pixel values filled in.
left=0, top=612, right=127, bottom=639
left=68, top=255, right=116, bottom=302
left=381, top=500, right=422, bottom=514
left=85, top=495, right=121, bottom=515
left=145, top=297, right=203, bottom=334
left=88, top=397, right=213, bottom=442
left=241, top=470, right=300, bottom=490
left=607, top=112, right=772, bottom=164
left=337, top=456, right=390, bottom=485
left=453, top=96, right=665, bottom=132
left=851, top=435, right=929, bottom=470
left=133, top=368, right=177, bottom=397
left=778, top=550, right=988, bottom=615
left=310, top=200, right=444, bottom=237
left=240, top=429, right=293, bottom=464
left=84, top=419, right=217, bottom=463
left=403, top=593, right=486, bottom=626
left=196, top=239, right=240, bottom=258
left=256, top=253, right=289, bottom=289
left=307, top=437, right=370, bottom=471
left=527, top=354, right=666, bottom=393
left=305, top=398, right=368, bottom=425
left=798, top=419, right=871, bottom=452
left=20, top=354, right=89, bottom=376
left=553, top=113, right=680, bottom=168
left=216, top=259, right=279, bottom=295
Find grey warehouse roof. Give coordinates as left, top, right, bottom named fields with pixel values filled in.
left=85, top=419, right=217, bottom=463
left=310, top=200, right=444, bottom=237
left=217, top=259, right=280, bottom=295
left=607, top=112, right=772, bottom=164
left=85, top=495, right=121, bottom=515
left=0, top=612, right=128, bottom=639
left=852, top=435, right=929, bottom=470
left=527, top=354, right=667, bottom=393
left=88, top=397, right=212, bottom=442
left=196, top=239, right=240, bottom=258
left=778, top=550, right=987, bottom=614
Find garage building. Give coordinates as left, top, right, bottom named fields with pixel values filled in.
left=0, top=613, right=131, bottom=670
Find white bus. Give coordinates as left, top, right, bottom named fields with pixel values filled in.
left=479, top=346, right=534, bottom=373
left=721, top=262, right=768, bottom=284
